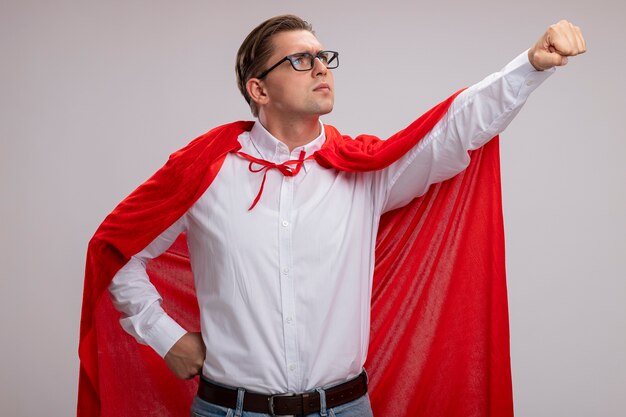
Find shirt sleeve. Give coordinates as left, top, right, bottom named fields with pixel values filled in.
left=374, top=49, right=555, bottom=214
left=108, top=214, right=189, bottom=358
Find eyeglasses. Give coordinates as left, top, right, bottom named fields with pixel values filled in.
left=256, top=50, right=339, bottom=79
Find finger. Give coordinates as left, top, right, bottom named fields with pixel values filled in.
left=567, top=22, right=581, bottom=53
left=556, top=21, right=586, bottom=56
left=185, top=365, right=202, bottom=379
left=535, top=50, right=567, bottom=69
left=550, top=27, right=577, bottom=57
left=563, top=22, right=584, bottom=55
left=552, top=35, right=578, bottom=57
left=574, top=25, right=587, bottom=54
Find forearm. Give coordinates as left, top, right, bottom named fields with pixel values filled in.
left=378, top=50, right=554, bottom=212
left=447, top=49, right=554, bottom=150
left=109, top=257, right=187, bottom=357
left=108, top=214, right=188, bottom=357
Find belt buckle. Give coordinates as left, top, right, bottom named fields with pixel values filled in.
left=268, top=391, right=296, bottom=416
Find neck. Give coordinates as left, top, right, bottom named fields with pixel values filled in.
left=258, top=114, right=321, bottom=152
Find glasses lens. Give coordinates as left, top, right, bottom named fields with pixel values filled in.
left=290, top=53, right=313, bottom=71
left=319, top=51, right=338, bottom=69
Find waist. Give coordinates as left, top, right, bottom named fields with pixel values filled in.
left=201, top=361, right=367, bottom=395
left=197, top=370, right=368, bottom=415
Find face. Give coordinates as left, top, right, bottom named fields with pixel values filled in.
left=252, top=30, right=335, bottom=121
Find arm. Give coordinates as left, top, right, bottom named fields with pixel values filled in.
left=108, top=214, right=205, bottom=379
left=375, top=50, right=551, bottom=212
left=376, top=20, right=586, bottom=213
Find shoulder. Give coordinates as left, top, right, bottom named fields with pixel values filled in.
left=169, top=120, right=254, bottom=161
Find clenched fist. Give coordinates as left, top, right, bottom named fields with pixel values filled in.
left=528, top=20, right=587, bottom=71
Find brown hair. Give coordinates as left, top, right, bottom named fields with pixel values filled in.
left=236, top=15, right=314, bottom=117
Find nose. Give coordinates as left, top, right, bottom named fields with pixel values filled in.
left=312, top=57, right=328, bottom=77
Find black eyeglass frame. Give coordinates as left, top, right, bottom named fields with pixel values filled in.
left=256, top=50, right=339, bottom=80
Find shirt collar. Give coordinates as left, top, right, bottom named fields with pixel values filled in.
left=249, top=120, right=326, bottom=166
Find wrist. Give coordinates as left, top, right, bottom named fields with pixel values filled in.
left=528, top=47, right=544, bottom=71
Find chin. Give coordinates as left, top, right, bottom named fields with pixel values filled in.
left=320, top=105, right=334, bottom=115
left=316, top=100, right=334, bottom=115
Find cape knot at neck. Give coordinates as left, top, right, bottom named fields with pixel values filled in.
left=235, top=150, right=312, bottom=210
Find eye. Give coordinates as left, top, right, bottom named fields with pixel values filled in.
left=289, top=53, right=311, bottom=70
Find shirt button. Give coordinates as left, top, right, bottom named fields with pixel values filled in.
left=526, top=80, right=535, bottom=86
left=289, top=364, right=296, bottom=371
left=281, top=220, right=289, bottom=227
left=282, top=267, right=289, bottom=274
left=285, top=316, right=293, bottom=324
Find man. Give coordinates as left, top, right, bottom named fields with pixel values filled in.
left=79, top=14, right=586, bottom=417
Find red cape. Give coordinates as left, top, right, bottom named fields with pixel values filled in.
left=78, top=90, right=513, bottom=417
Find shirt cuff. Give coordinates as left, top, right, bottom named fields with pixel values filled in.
left=142, top=313, right=188, bottom=358
left=505, top=49, right=555, bottom=96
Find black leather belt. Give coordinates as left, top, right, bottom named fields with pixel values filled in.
left=197, top=371, right=368, bottom=416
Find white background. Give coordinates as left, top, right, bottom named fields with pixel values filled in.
left=1, top=1, right=624, bottom=416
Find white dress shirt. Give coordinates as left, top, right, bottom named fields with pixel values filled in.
left=109, top=50, right=553, bottom=394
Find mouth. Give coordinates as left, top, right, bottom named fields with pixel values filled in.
left=314, top=83, right=331, bottom=92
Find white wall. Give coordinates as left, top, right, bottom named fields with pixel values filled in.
left=1, top=1, right=624, bottom=416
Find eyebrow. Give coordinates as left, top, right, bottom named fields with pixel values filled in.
left=286, top=48, right=325, bottom=56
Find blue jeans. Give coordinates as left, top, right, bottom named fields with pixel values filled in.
left=189, top=392, right=374, bottom=417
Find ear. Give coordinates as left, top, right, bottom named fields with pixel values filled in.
left=246, top=78, right=269, bottom=108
